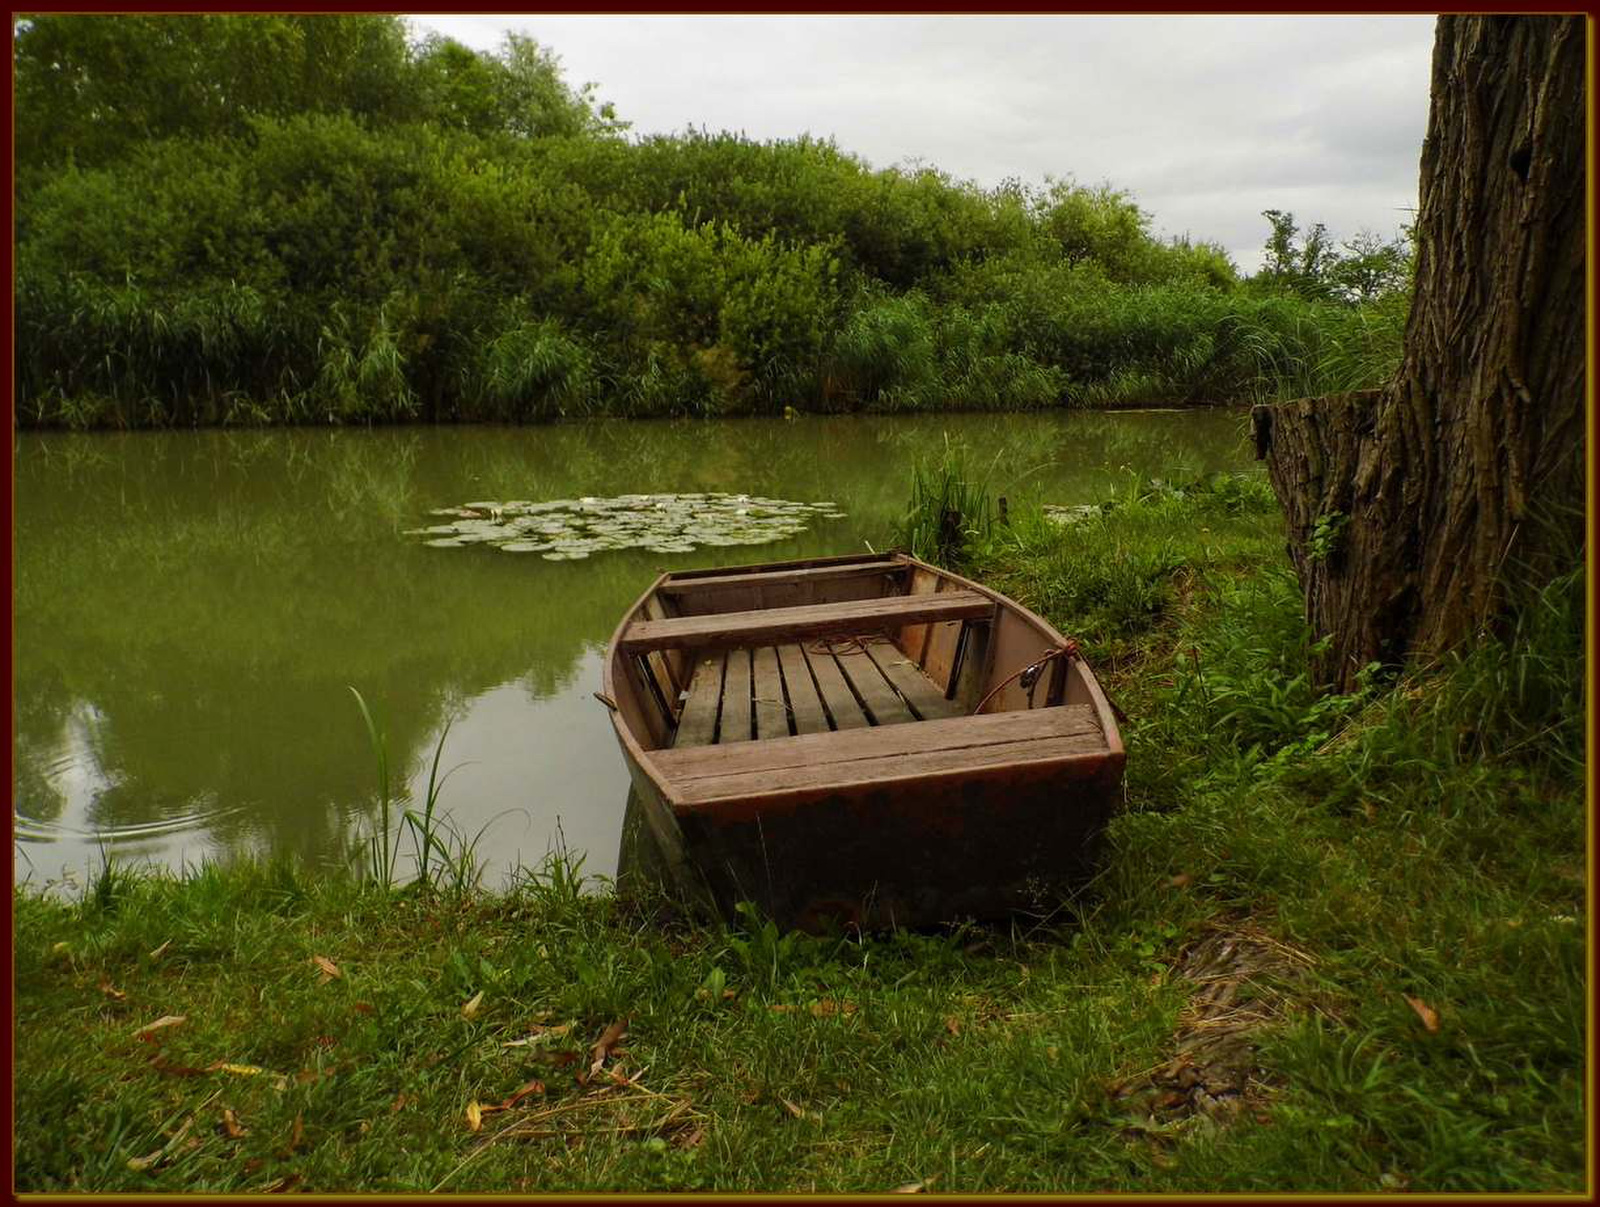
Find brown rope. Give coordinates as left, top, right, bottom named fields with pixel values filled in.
left=971, top=640, right=1078, bottom=716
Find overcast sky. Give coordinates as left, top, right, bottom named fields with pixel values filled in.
left=409, top=15, right=1435, bottom=274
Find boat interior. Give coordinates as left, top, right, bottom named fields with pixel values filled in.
left=610, top=554, right=1112, bottom=793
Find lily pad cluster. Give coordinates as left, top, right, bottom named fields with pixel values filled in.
left=408, top=493, right=847, bottom=560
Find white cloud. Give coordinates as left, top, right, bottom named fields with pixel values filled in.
left=408, top=14, right=1434, bottom=272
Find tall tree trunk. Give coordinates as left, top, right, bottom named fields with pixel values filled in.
left=1253, top=15, right=1587, bottom=690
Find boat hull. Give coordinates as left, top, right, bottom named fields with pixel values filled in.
left=618, top=737, right=1122, bottom=931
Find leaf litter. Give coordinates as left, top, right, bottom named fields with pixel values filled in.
left=408, top=493, right=847, bottom=560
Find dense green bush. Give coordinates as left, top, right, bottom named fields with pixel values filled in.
left=12, top=14, right=1409, bottom=428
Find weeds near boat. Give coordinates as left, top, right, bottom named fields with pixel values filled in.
left=347, top=687, right=487, bottom=896
left=896, top=439, right=1002, bottom=566
left=408, top=493, right=847, bottom=559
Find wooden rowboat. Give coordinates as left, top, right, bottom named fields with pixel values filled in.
left=602, top=551, right=1125, bottom=931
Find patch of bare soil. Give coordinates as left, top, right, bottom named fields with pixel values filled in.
left=1110, top=920, right=1315, bottom=1146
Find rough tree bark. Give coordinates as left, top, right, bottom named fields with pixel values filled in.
left=1252, top=15, right=1587, bottom=691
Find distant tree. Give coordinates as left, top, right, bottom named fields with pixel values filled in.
left=410, top=32, right=626, bottom=141
left=12, top=14, right=412, bottom=172
left=1253, top=15, right=1585, bottom=690
left=1256, top=209, right=1336, bottom=300
left=1327, top=229, right=1412, bottom=303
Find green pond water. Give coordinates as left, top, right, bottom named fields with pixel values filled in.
left=13, top=410, right=1258, bottom=890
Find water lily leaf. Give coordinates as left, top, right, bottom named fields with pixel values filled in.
left=414, top=492, right=843, bottom=560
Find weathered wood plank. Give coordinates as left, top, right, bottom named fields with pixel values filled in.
left=802, top=643, right=871, bottom=731
left=829, top=641, right=917, bottom=726
left=654, top=704, right=1102, bottom=782
left=673, top=728, right=1107, bottom=804
left=665, top=551, right=896, bottom=581
left=751, top=647, right=790, bottom=740
left=672, top=652, right=726, bottom=748
left=659, top=561, right=908, bottom=596
left=899, top=566, right=942, bottom=665
left=618, top=592, right=993, bottom=654
left=861, top=636, right=966, bottom=721
left=775, top=644, right=831, bottom=735
left=720, top=648, right=753, bottom=743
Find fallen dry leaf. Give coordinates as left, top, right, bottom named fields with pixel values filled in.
left=127, top=1116, right=194, bottom=1171
left=148, top=939, right=172, bottom=960
left=1168, top=872, right=1193, bottom=889
left=588, top=1019, right=628, bottom=1077
left=263, top=1174, right=301, bottom=1193
left=132, top=1014, right=187, bottom=1041
left=465, top=1101, right=484, bottom=1133
left=461, top=990, right=485, bottom=1021
left=501, top=1079, right=546, bottom=1109
left=674, top=1125, right=707, bottom=1149
left=98, top=979, right=127, bottom=1001
left=310, top=955, right=341, bottom=983
left=216, top=1063, right=264, bottom=1077
left=780, top=1097, right=806, bottom=1119
left=221, top=1108, right=248, bottom=1139
left=891, top=1175, right=938, bottom=1193
left=944, top=1016, right=961, bottom=1037
left=391, top=1092, right=411, bottom=1114
left=1404, top=995, right=1441, bottom=1033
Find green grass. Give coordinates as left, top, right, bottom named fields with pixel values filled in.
left=13, top=475, right=1585, bottom=1194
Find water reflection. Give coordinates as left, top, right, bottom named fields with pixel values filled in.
left=13, top=411, right=1254, bottom=887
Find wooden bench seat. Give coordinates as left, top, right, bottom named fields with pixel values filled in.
left=619, top=591, right=993, bottom=654
left=658, top=560, right=907, bottom=597
left=653, top=704, right=1105, bottom=805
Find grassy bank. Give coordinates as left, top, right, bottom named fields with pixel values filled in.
left=13, top=473, right=1585, bottom=1194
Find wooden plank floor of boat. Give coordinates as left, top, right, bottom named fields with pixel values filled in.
left=670, top=635, right=966, bottom=747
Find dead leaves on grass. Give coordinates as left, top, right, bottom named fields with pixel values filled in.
left=1404, top=995, right=1441, bottom=1034
left=585, top=1019, right=628, bottom=1080
left=466, top=1079, right=549, bottom=1132
left=310, top=955, right=341, bottom=984
left=132, top=1014, right=187, bottom=1041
